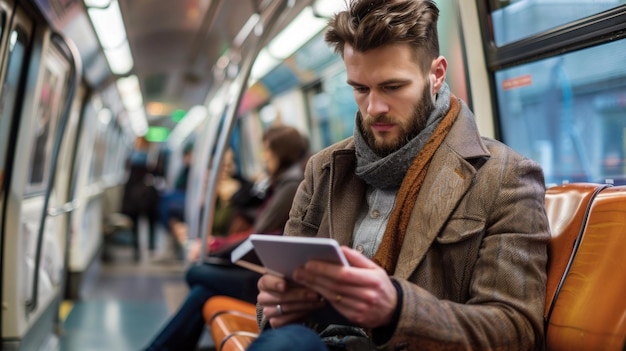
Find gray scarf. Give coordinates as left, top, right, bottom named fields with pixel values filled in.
left=354, top=83, right=451, bottom=190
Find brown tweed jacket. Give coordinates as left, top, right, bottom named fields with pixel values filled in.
left=283, top=100, right=550, bottom=350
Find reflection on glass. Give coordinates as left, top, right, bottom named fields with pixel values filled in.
left=495, top=38, right=626, bottom=185
left=29, top=69, right=59, bottom=185
left=491, top=0, right=626, bottom=46
left=1, top=28, right=26, bottom=191
left=26, top=48, right=69, bottom=194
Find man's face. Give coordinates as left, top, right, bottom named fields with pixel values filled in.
left=344, top=43, right=436, bottom=157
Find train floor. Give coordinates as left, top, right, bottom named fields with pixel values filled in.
left=58, top=218, right=216, bottom=351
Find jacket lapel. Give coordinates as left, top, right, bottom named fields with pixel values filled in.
left=395, top=102, right=490, bottom=279
left=394, top=143, right=475, bottom=279
left=328, top=148, right=365, bottom=247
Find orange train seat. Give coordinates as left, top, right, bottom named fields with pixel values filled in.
left=545, top=185, right=626, bottom=350
left=543, top=183, right=607, bottom=320
left=203, top=295, right=259, bottom=351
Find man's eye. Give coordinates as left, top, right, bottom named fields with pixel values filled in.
left=384, top=85, right=401, bottom=91
left=353, top=86, right=368, bottom=93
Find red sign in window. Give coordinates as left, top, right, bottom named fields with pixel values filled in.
left=502, top=74, right=532, bottom=90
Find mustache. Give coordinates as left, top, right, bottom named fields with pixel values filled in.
left=362, top=114, right=394, bottom=126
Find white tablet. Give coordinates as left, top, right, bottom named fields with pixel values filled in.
left=232, top=234, right=349, bottom=279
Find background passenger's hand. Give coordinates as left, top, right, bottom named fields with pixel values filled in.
left=186, top=239, right=200, bottom=261
left=257, top=273, right=326, bottom=328
left=293, top=246, right=398, bottom=329
left=186, top=235, right=216, bottom=262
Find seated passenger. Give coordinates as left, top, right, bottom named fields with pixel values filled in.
left=158, top=143, right=194, bottom=233
left=144, top=125, right=309, bottom=351
left=167, top=147, right=257, bottom=257
left=249, top=1, right=550, bottom=350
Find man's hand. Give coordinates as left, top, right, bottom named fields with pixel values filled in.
left=257, top=274, right=327, bottom=328
left=293, top=246, right=398, bottom=329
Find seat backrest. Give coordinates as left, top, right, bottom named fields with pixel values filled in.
left=546, top=185, right=626, bottom=350
left=543, top=183, right=607, bottom=319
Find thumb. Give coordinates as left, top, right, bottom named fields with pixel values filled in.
left=341, top=246, right=379, bottom=269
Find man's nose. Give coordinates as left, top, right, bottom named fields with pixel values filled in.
left=367, top=91, right=389, bottom=116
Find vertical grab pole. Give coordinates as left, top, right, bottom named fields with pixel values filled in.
left=196, top=0, right=289, bottom=263
left=186, top=103, right=225, bottom=245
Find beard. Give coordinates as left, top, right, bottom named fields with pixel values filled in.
left=358, top=84, right=435, bottom=158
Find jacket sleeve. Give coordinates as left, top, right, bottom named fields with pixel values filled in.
left=253, top=176, right=302, bottom=234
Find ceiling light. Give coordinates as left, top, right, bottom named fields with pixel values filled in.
left=102, top=41, right=133, bottom=75
left=250, top=49, right=279, bottom=84
left=120, top=90, right=142, bottom=111
left=312, top=0, right=347, bottom=18
left=116, top=75, right=146, bottom=135
left=84, top=0, right=112, bottom=7
left=116, top=74, right=140, bottom=94
left=86, top=0, right=126, bottom=49
left=85, top=0, right=134, bottom=75
left=116, top=75, right=143, bottom=110
left=267, top=6, right=327, bottom=60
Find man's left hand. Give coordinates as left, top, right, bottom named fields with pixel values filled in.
left=293, top=246, right=398, bottom=329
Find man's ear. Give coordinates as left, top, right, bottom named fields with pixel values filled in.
left=430, top=56, right=447, bottom=95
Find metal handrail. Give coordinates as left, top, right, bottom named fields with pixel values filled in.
left=196, top=0, right=292, bottom=263
left=187, top=103, right=226, bottom=244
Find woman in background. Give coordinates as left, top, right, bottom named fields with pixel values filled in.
left=144, top=125, right=309, bottom=351
left=167, top=147, right=254, bottom=260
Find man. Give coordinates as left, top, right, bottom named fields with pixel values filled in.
left=251, top=0, right=550, bottom=350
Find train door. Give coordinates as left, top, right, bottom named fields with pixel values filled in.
left=0, top=3, right=78, bottom=349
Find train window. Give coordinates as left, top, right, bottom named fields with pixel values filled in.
left=26, top=47, right=69, bottom=194
left=489, top=0, right=626, bottom=46
left=89, top=109, right=110, bottom=181
left=102, top=121, right=125, bottom=182
left=0, top=28, right=27, bottom=189
left=495, top=38, right=626, bottom=185
left=305, top=68, right=357, bottom=152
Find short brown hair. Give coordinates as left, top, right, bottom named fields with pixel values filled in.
left=263, top=125, right=309, bottom=176
left=325, top=0, right=440, bottom=73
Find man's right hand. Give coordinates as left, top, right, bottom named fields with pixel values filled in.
left=257, top=273, right=327, bottom=328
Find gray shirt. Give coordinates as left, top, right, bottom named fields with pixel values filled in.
left=352, top=186, right=398, bottom=258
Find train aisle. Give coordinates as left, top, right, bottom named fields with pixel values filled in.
left=57, top=220, right=215, bottom=351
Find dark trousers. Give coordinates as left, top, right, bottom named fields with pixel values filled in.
left=145, top=263, right=261, bottom=351
left=127, top=212, right=157, bottom=260
left=247, top=324, right=329, bottom=351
